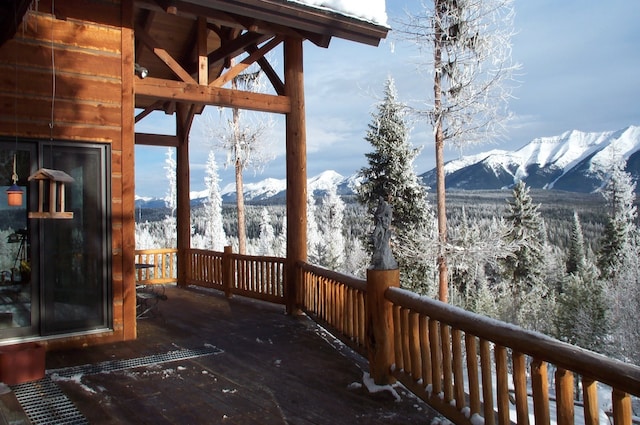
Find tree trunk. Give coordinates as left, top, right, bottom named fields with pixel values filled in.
left=434, top=0, right=448, bottom=303
left=233, top=106, right=247, bottom=255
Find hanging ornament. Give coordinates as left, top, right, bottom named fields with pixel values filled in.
left=6, top=154, right=23, bottom=207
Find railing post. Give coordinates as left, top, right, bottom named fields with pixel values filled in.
left=222, top=246, right=233, bottom=298
left=366, top=268, right=399, bottom=385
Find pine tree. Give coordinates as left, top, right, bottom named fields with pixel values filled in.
left=597, top=160, right=637, bottom=281
left=499, top=181, right=550, bottom=331
left=203, top=150, right=226, bottom=250
left=307, top=192, right=323, bottom=265
left=357, top=77, right=431, bottom=235
left=257, top=207, right=275, bottom=256
left=565, top=211, right=586, bottom=276
left=357, top=77, right=435, bottom=290
left=318, top=185, right=345, bottom=271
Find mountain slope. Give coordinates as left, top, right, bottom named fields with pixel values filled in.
left=420, top=126, right=640, bottom=192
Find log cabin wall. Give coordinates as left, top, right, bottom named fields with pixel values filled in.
left=0, top=0, right=136, bottom=348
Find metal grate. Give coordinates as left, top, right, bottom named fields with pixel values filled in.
left=11, top=376, right=88, bottom=425
left=9, top=345, right=222, bottom=425
left=49, top=345, right=223, bottom=379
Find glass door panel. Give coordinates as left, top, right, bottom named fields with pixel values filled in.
left=0, top=144, right=36, bottom=338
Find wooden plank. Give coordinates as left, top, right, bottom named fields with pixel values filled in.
left=19, top=12, right=122, bottom=53
left=0, top=41, right=121, bottom=78
left=0, top=120, right=121, bottom=142
left=136, top=29, right=197, bottom=84
left=1, top=65, right=122, bottom=104
left=419, top=315, right=432, bottom=386
left=0, top=95, right=121, bottom=127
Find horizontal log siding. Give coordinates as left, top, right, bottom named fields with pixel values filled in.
left=134, top=249, right=178, bottom=285
left=385, top=286, right=640, bottom=425
left=296, top=262, right=367, bottom=357
left=0, top=10, right=122, bottom=142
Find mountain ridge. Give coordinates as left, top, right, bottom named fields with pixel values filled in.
left=135, top=125, right=640, bottom=207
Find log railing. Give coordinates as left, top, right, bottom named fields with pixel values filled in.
left=296, top=262, right=368, bottom=356
left=385, top=286, right=640, bottom=425
left=134, top=249, right=178, bottom=285
left=186, top=247, right=285, bottom=304
left=144, top=246, right=640, bottom=424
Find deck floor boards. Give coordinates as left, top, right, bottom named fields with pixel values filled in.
left=45, top=286, right=438, bottom=424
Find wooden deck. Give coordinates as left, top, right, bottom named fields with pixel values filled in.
left=44, top=285, right=438, bottom=424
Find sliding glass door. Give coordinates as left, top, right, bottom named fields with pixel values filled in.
left=0, top=140, right=111, bottom=339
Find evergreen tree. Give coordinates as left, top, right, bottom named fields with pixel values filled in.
left=357, top=77, right=431, bottom=235
left=357, top=77, right=435, bottom=291
left=554, top=213, right=608, bottom=354
left=318, top=185, right=345, bottom=271
left=565, top=211, right=586, bottom=276
left=499, top=181, right=549, bottom=331
left=257, top=207, right=275, bottom=256
left=597, top=160, right=637, bottom=281
left=307, top=192, right=323, bottom=265
left=203, top=150, right=226, bottom=250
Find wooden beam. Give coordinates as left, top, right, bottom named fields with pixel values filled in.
left=135, top=77, right=291, bottom=113
left=197, top=16, right=208, bottom=85
left=134, top=99, right=164, bottom=122
left=246, top=44, right=284, bottom=95
left=175, top=103, right=195, bottom=288
left=135, top=133, right=179, bottom=146
left=210, top=36, right=282, bottom=88
left=207, top=31, right=271, bottom=68
left=284, top=36, right=306, bottom=315
left=136, top=28, right=197, bottom=84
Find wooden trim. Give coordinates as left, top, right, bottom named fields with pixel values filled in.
left=135, top=133, right=179, bottom=147
left=122, top=0, right=137, bottom=341
left=135, top=28, right=197, bottom=84
left=135, top=77, right=291, bottom=113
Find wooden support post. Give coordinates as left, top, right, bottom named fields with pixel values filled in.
left=366, top=268, right=399, bottom=385
left=176, top=104, right=194, bottom=288
left=284, top=37, right=306, bottom=315
left=222, top=245, right=233, bottom=298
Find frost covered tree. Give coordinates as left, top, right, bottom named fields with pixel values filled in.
left=597, top=160, right=637, bottom=281
left=499, top=181, right=551, bottom=331
left=202, top=150, right=226, bottom=250
left=555, top=211, right=608, bottom=354
left=565, top=211, right=587, bottom=276
left=200, top=65, right=274, bottom=254
left=356, top=77, right=434, bottom=290
left=256, top=207, right=275, bottom=256
left=398, top=0, right=519, bottom=302
left=307, top=192, right=323, bottom=265
left=164, top=148, right=177, bottom=217
left=318, top=185, right=345, bottom=271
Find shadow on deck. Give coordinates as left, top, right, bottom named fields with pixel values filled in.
left=42, top=285, right=438, bottom=424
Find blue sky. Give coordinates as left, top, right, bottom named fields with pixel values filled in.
left=135, top=0, right=640, bottom=198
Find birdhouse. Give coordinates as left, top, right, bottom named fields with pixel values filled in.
left=28, top=168, right=74, bottom=219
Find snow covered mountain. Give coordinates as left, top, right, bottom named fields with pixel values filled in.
left=420, top=126, right=640, bottom=192
left=135, top=125, right=640, bottom=208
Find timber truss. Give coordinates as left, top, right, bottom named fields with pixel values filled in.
left=132, top=0, right=388, bottom=146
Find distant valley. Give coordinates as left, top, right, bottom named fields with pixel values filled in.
left=135, top=125, right=640, bottom=208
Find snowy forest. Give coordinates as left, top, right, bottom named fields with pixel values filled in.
left=135, top=83, right=640, bottom=373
